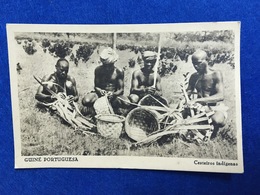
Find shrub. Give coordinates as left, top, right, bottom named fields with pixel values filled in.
left=22, top=40, right=37, bottom=55
left=41, top=39, right=51, bottom=48
left=48, top=41, right=72, bottom=58
left=76, top=44, right=96, bottom=62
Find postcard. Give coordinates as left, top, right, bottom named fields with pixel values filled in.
left=7, top=22, right=243, bottom=173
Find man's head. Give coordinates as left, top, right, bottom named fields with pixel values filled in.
left=100, top=48, right=119, bottom=66
left=191, top=50, right=208, bottom=73
left=55, top=58, right=69, bottom=79
left=142, top=51, right=157, bottom=72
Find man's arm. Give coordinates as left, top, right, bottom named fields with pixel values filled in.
left=112, top=69, right=124, bottom=97
left=69, top=77, right=79, bottom=102
left=153, top=74, right=162, bottom=96
left=186, top=73, right=197, bottom=97
left=35, top=75, right=54, bottom=103
left=191, top=71, right=224, bottom=105
left=94, top=67, right=106, bottom=96
left=130, top=71, right=145, bottom=95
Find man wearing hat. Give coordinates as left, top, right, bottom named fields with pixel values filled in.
left=129, top=51, right=164, bottom=104
left=81, top=48, right=125, bottom=115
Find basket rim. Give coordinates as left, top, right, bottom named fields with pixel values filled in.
left=125, top=107, right=160, bottom=121
left=93, top=95, right=114, bottom=114
left=125, top=107, right=160, bottom=141
left=138, top=94, right=169, bottom=106
left=95, top=114, right=125, bottom=123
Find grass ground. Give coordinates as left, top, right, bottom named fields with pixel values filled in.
left=15, top=36, right=237, bottom=159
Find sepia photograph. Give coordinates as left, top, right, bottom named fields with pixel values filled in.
left=7, top=22, right=243, bottom=172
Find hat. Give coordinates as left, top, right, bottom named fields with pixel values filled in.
left=100, top=48, right=119, bottom=64
left=142, top=51, right=157, bottom=61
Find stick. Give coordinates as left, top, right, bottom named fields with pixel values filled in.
left=153, top=33, right=161, bottom=88
left=33, top=75, right=56, bottom=96
left=117, top=97, right=170, bottom=112
left=180, top=84, right=195, bottom=116
left=20, top=87, right=30, bottom=92
left=177, top=139, right=190, bottom=147
left=105, top=95, right=114, bottom=114
left=112, top=33, right=117, bottom=50
left=42, top=81, right=64, bottom=92
left=181, top=85, right=189, bottom=104
left=136, top=129, right=181, bottom=145
left=170, top=124, right=212, bottom=130
left=148, top=94, right=170, bottom=111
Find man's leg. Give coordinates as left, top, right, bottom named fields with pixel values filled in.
left=111, top=95, right=132, bottom=116
left=128, top=94, right=140, bottom=104
left=210, top=111, right=226, bottom=139
left=81, top=92, right=98, bottom=116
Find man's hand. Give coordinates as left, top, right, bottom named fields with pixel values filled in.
left=51, top=92, right=66, bottom=101
left=187, top=100, right=205, bottom=111
left=187, top=99, right=196, bottom=107
left=50, top=94, right=57, bottom=101
left=146, top=86, right=156, bottom=95
left=187, top=99, right=207, bottom=107
left=107, top=91, right=115, bottom=101
left=67, top=95, right=75, bottom=104
left=58, top=92, right=67, bottom=99
left=97, top=89, right=107, bottom=96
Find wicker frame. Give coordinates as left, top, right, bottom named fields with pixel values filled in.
left=138, top=94, right=169, bottom=107
left=93, top=95, right=114, bottom=115
left=125, top=107, right=160, bottom=141
left=96, top=114, right=125, bottom=138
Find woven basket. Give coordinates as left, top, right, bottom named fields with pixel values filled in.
left=138, top=94, right=169, bottom=107
left=125, top=108, right=160, bottom=141
left=96, top=114, right=125, bottom=138
left=93, top=95, right=114, bottom=115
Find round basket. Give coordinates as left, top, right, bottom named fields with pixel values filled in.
left=95, top=114, right=125, bottom=138
left=93, top=95, right=114, bottom=115
left=125, top=107, right=160, bottom=142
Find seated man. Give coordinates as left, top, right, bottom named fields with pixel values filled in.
left=129, top=51, right=165, bottom=104
left=186, top=50, right=228, bottom=139
left=81, top=48, right=126, bottom=115
left=35, top=58, right=79, bottom=104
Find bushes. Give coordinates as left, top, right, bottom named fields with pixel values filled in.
left=16, top=35, right=235, bottom=69
left=158, top=59, right=177, bottom=76
left=128, top=58, right=136, bottom=67
left=41, top=39, right=50, bottom=48
left=48, top=41, right=72, bottom=58
left=22, top=39, right=37, bottom=55
left=76, top=44, right=96, bottom=62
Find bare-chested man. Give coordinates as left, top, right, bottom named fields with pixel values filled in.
left=81, top=48, right=126, bottom=115
left=186, top=50, right=228, bottom=138
left=129, top=51, right=165, bottom=104
left=35, top=58, right=79, bottom=104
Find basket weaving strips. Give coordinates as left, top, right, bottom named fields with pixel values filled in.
left=126, top=108, right=159, bottom=141
left=94, top=96, right=113, bottom=115
left=97, top=121, right=123, bottom=138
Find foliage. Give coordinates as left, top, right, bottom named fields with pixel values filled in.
left=48, top=41, right=72, bottom=58
left=128, top=58, right=136, bottom=67
left=76, top=44, right=96, bottom=62
left=41, top=38, right=51, bottom=48
left=22, top=39, right=37, bottom=55
left=166, top=30, right=235, bottom=43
